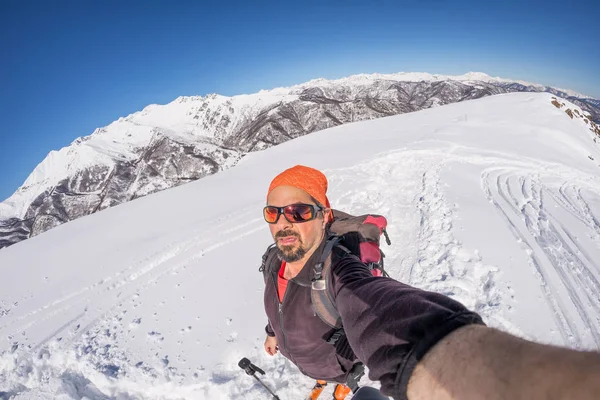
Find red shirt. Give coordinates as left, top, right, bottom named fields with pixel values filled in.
left=277, top=261, right=288, bottom=303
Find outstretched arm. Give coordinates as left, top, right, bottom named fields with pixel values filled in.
left=330, top=255, right=484, bottom=399
left=408, top=324, right=600, bottom=400
left=331, top=255, right=600, bottom=399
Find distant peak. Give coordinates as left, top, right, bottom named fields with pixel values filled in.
left=459, top=72, right=494, bottom=80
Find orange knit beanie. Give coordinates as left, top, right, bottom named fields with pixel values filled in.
left=267, top=165, right=331, bottom=208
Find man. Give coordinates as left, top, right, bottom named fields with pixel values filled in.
left=262, top=165, right=600, bottom=400
left=262, top=165, right=359, bottom=399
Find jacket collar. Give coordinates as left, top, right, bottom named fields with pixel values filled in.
left=268, top=237, right=328, bottom=287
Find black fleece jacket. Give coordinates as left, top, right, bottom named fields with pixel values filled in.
left=263, top=241, right=484, bottom=399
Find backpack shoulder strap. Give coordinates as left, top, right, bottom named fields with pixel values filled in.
left=259, top=243, right=278, bottom=283
left=311, top=236, right=347, bottom=329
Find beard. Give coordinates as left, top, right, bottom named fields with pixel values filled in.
left=275, top=229, right=307, bottom=263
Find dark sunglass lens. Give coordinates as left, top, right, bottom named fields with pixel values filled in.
left=284, top=204, right=314, bottom=222
left=264, top=206, right=280, bottom=223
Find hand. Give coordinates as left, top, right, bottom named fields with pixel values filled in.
left=264, top=335, right=278, bottom=356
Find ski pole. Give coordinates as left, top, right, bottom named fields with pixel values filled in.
left=238, top=357, right=281, bottom=400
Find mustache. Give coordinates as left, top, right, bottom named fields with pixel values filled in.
left=275, top=230, right=300, bottom=239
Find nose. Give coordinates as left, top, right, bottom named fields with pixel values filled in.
left=274, top=212, right=293, bottom=230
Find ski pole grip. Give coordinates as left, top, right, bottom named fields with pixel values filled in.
left=238, top=357, right=266, bottom=376
left=238, top=357, right=254, bottom=375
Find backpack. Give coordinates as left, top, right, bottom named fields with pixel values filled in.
left=259, top=209, right=391, bottom=330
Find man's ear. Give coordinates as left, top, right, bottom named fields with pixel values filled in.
left=322, top=209, right=333, bottom=227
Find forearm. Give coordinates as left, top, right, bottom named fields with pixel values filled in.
left=331, top=258, right=483, bottom=399
left=407, top=325, right=600, bottom=400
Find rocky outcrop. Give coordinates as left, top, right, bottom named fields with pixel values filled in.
left=1, top=75, right=598, bottom=249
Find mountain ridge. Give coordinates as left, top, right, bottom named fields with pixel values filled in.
left=1, top=72, right=598, bottom=249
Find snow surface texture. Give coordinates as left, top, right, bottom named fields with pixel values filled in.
left=1, top=93, right=599, bottom=399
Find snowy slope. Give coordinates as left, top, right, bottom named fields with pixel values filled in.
left=2, top=71, right=596, bottom=227
left=1, top=93, right=600, bottom=399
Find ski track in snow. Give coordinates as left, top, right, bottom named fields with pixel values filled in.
left=2, top=148, right=600, bottom=397
left=1, top=206, right=274, bottom=400
left=412, top=164, right=507, bottom=327
left=481, top=167, right=600, bottom=348
left=2, top=208, right=265, bottom=346
left=330, top=150, right=508, bottom=331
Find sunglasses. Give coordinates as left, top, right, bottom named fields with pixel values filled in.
left=263, top=203, right=324, bottom=224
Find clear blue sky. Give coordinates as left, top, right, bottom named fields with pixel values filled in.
left=1, top=0, right=598, bottom=202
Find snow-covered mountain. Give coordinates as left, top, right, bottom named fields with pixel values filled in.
left=1, top=72, right=599, bottom=249
left=0, top=93, right=599, bottom=399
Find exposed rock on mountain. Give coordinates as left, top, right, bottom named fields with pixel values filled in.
left=1, top=72, right=598, bottom=249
